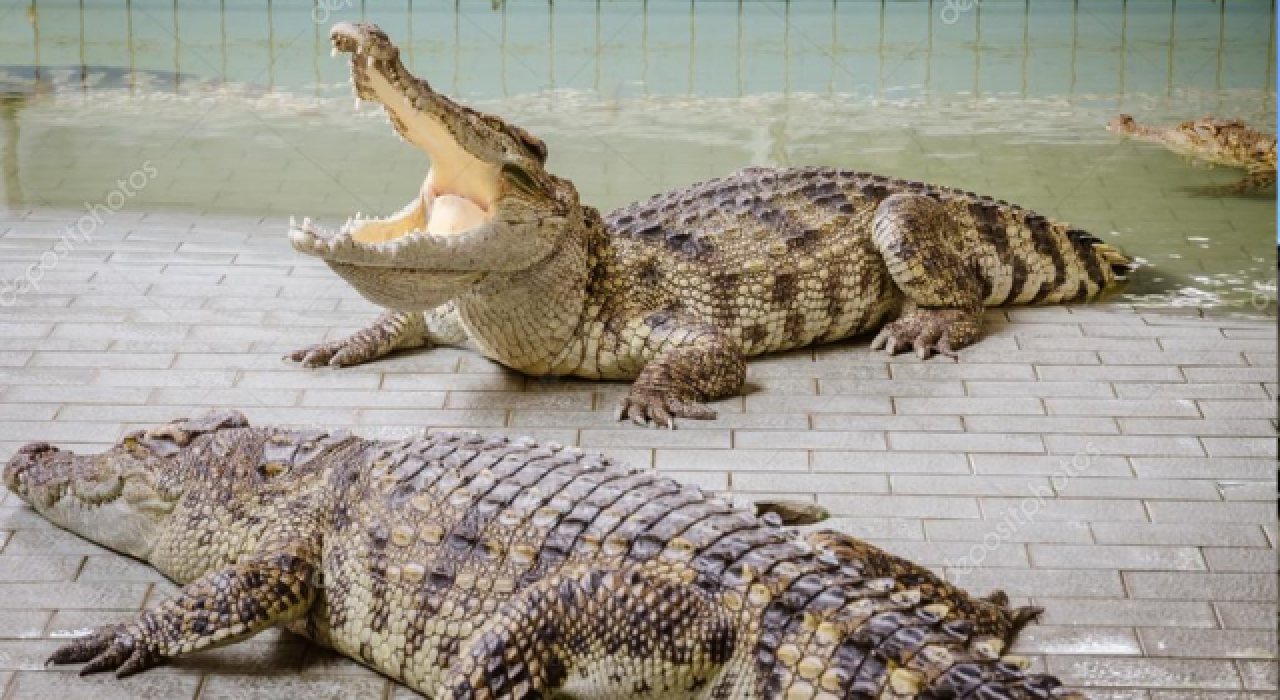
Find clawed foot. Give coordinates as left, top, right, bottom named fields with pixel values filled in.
left=47, top=623, right=163, bottom=678
left=871, top=308, right=981, bottom=359
left=286, top=311, right=427, bottom=368
left=616, top=388, right=716, bottom=429
left=287, top=338, right=380, bottom=368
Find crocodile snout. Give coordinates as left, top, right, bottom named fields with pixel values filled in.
left=330, top=21, right=398, bottom=60
left=3, top=442, right=59, bottom=499
left=1107, top=114, right=1138, bottom=135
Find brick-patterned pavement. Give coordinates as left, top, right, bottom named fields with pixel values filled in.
left=0, top=208, right=1274, bottom=698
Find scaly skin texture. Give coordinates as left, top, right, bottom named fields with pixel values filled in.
left=1108, top=114, right=1278, bottom=193
left=6, top=410, right=1080, bottom=699
left=286, top=23, right=1129, bottom=427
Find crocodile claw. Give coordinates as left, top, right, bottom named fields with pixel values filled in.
left=871, top=308, right=980, bottom=360
left=286, top=311, right=429, bottom=369
left=48, top=623, right=162, bottom=678
left=616, top=389, right=716, bottom=430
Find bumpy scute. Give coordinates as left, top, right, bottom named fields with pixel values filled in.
left=8, top=415, right=1084, bottom=698
left=287, top=23, right=1129, bottom=428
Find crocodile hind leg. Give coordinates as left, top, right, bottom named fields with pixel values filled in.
left=615, top=313, right=747, bottom=429
left=1220, top=168, right=1276, bottom=194
left=286, top=302, right=469, bottom=368
left=47, top=550, right=317, bottom=676
left=441, top=566, right=737, bottom=699
left=803, top=530, right=1042, bottom=641
left=755, top=541, right=1063, bottom=700
left=870, top=193, right=984, bottom=359
left=1185, top=169, right=1277, bottom=196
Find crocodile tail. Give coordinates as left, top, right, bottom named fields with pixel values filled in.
left=953, top=193, right=1131, bottom=306
left=1066, top=227, right=1133, bottom=282
left=773, top=530, right=1078, bottom=699
left=803, top=529, right=1039, bottom=643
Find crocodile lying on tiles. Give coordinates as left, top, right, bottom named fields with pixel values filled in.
left=1108, top=114, right=1277, bottom=193
left=287, top=22, right=1129, bottom=428
left=6, top=410, right=1078, bottom=699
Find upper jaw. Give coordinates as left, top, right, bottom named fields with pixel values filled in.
left=329, top=21, right=511, bottom=174
left=332, top=22, right=414, bottom=112
left=331, top=21, right=398, bottom=62
left=328, top=21, right=546, bottom=188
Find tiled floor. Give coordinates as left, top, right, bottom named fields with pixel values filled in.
left=0, top=208, right=1275, bottom=698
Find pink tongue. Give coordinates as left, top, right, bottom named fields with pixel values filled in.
left=426, top=195, right=487, bottom=236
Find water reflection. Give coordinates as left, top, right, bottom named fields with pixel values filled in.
left=0, top=0, right=1274, bottom=308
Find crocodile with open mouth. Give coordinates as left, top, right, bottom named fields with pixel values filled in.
left=288, top=22, right=1129, bottom=428
left=7, top=410, right=1077, bottom=698
left=1108, top=114, right=1277, bottom=193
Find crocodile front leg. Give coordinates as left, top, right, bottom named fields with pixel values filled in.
left=614, top=313, right=746, bottom=429
left=47, top=549, right=317, bottom=676
left=287, top=303, right=468, bottom=368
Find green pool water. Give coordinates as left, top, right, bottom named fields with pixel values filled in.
left=0, top=0, right=1275, bottom=308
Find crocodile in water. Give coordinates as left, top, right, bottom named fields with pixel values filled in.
left=1109, top=113, right=1277, bottom=193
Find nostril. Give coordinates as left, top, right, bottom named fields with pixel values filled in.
left=18, top=442, right=56, bottom=457
left=3, top=455, right=31, bottom=495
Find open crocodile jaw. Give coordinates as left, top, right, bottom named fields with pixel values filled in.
left=284, top=23, right=508, bottom=309
left=334, top=21, right=502, bottom=231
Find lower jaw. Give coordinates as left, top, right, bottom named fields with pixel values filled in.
left=326, top=260, right=483, bottom=312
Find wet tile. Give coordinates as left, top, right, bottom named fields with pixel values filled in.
left=1035, top=599, right=1217, bottom=628
left=8, top=669, right=201, bottom=700
left=1125, top=573, right=1277, bottom=602
left=197, top=674, right=392, bottom=699
left=1048, top=656, right=1242, bottom=689
left=1139, top=629, right=1276, bottom=660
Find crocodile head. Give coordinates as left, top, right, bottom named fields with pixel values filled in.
left=3, top=411, right=248, bottom=560
left=1110, top=113, right=1278, bottom=171
left=290, top=22, right=581, bottom=311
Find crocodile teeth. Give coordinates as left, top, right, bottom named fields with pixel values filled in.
left=288, top=225, right=318, bottom=253
left=330, top=233, right=355, bottom=254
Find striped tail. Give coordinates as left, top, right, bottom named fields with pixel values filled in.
left=762, top=530, right=1080, bottom=699
left=944, top=190, right=1131, bottom=307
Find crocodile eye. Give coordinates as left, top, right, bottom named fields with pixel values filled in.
left=501, top=162, right=545, bottom=198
